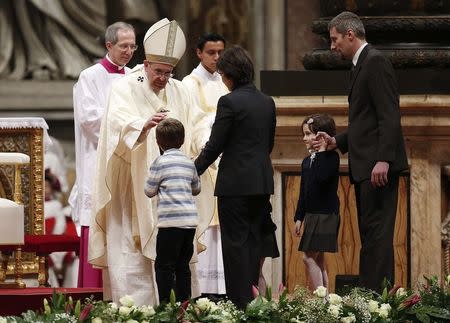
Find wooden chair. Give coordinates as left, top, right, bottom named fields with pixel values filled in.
left=0, top=152, right=80, bottom=287
left=0, top=152, right=29, bottom=288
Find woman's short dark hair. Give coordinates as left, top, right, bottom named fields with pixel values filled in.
left=301, top=114, right=336, bottom=137
left=217, top=45, right=254, bottom=89
left=156, top=118, right=185, bottom=150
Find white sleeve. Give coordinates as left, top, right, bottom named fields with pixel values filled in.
left=184, top=88, right=211, bottom=157
left=73, top=71, right=105, bottom=144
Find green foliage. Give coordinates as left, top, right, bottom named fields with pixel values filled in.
left=1, top=276, right=449, bottom=323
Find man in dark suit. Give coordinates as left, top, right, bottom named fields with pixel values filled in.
left=315, top=11, right=408, bottom=292
left=195, top=45, right=276, bottom=308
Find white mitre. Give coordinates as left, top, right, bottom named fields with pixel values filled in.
left=143, top=18, right=186, bottom=66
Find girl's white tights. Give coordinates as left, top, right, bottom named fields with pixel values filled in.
left=258, top=258, right=267, bottom=293
left=303, top=251, right=328, bottom=292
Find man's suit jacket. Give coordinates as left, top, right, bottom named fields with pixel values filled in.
left=335, top=44, right=408, bottom=183
left=195, top=83, right=276, bottom=196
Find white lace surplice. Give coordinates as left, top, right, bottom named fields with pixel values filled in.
left=70, top=63, right=129, bottom=226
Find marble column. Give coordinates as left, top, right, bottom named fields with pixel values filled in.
left=250, top=0, right=265, bottom=88
left=265, top=0, right=285, bottom=70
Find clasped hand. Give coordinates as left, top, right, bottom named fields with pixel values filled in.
left=312, top=132, right=336, bottom=151
left=313, top=132, right=390, bottom=187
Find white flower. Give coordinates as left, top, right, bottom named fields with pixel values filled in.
left=368, top=300, right=379, bottom=312
left=119, top=295, right=135, bottom=307
left=340, top=313, right=356, bottom=323
left=328, top=293, right=342, bottom=305
left=327, top=304, right=341, bottom=318
left=43, top=298, right=51, bottom=315
left=119, top=306, right=132, bottom=316
left=54, top=313, right=77, bottom=322
left=396, top=287, right=407, bottom=297
left=92, top=318, right=102, bottom=323
left=313, top=286, right=327, bottom=298
left=107, top=302, right=119, bottom=315
left=125, top=320, right=139, bottom=323
left=210, top=302, right=219, bottom=312
left=0, top=318, right=8, bottom=323
left=377, top=303, right=391, bottom=318
left=139, top=305, right=156, bottom=317
left=380, top=303, right=391, bottom=311
left=196, top=297, right=213, bottom=311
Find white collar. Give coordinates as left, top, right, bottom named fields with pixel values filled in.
left=352, top=42, right=368, bottom=66
left=193, top=63, right=221, bottom=81
left=106, top=54, right=125, bottom=70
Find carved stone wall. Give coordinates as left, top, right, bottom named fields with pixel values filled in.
left=0, top=0, right=164, bottom=81
left=0, top=0, right=105, bottom=80
left=303, top=1, right=450, bottom=70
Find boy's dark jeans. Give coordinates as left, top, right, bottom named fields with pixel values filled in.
left=155, top=227, right=196, bottom=303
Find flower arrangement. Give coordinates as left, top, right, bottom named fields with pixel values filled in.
left=1, top=275, right=449, bottom=323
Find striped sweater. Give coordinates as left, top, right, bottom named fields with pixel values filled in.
left=144, top=148, right=201, bottom=228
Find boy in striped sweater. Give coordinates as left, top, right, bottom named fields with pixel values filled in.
left=144, top=118, right=201, bottom=303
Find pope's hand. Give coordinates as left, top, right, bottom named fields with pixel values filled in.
left=143, top=112, right=166, bottom=132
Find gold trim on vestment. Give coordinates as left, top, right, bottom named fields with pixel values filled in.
left=145, top=54, right=179, bottom=66
left=166, top=20, right=178, bottom=57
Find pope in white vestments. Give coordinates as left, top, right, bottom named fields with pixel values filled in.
left=88, top=19, right=210, bottom=306
left=182, top=33, right=228, bottom=295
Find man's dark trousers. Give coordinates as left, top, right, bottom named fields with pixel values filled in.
left=354, top=175, right=399, bottom=292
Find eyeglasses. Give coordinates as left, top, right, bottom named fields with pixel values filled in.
left=150, top=67, right=174, bottom=79
left=115, top=43, right=138, bottom=51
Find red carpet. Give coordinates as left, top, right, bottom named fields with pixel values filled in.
left=0, top=287, right=103, bottom=316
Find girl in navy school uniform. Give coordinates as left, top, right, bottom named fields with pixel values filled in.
left=294, top=114, right=340, bottom=292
